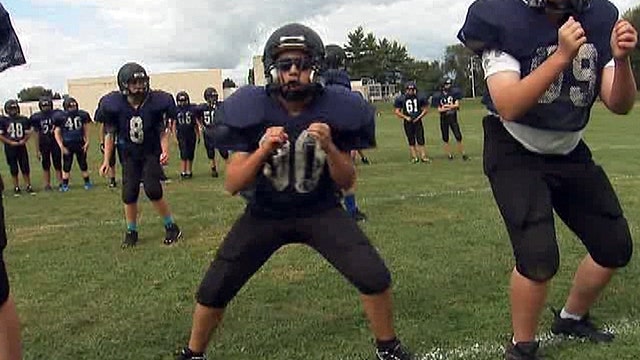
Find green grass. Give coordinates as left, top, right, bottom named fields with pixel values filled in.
left=4, top=99, right=639, bottom=359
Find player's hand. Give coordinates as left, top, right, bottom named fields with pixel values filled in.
left=10, top=140, right=19, bottom=147
left=160, top=151, right=169, bottom=166
left=62, top=147, right=70, bottom=155
left=99, top=143, right=105, bottom=154
left=99, top=161, right=110, bottom=177
left=259, top=126, right=288, bottom=152
left=83, top=143, right=89, bottom=153
left=611, top=20, right=638, bottom=60
left=557, top=16, right=587, bottom=62
left=307, top=123, right=333, bottom=151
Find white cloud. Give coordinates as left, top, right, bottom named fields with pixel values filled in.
left=1, top=0, right=637, bottom=101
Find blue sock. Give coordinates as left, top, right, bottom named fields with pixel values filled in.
left=127, top=222, right=137, bottom=232
left=163, top=216, right=174, bottom=227
left=344, top=194, right=357, bottom=216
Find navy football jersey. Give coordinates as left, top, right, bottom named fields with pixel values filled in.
left=458, top=0, right=618, bottom=131
left=199, top=102, right=221, bottom=130
left=175, top=105, right=200, bottom=137
left=434, top=89, right=463, bottom=115
left=53, top=110, right=91, bottom=143
left=30, top=110, right=58, bottom=139
left=394, top=94, right=427, bottom=120
left=323, top=69, right=351, bottom=89
left=96, top=90, right=177, bottom=156
left=0, top=115, right=31, bottom=142
left=218, top=85, right=375, bottom=217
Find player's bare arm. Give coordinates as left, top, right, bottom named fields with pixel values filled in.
left=99, top=125, right=115, bottom=176
left=54, top=127, right=68, bottom=155
left=82, top=123, right=90, bottom=152
left=393, top=108, right=410, bottom=121
left=415, top=107, right=428, bottom=122
left=600, top=20, right=637, bottom=115
left=224, top=126, right=288, bottom=195
left=487, top=16, right=586, bottom=122
left=308, top=122, right=355, bottom=190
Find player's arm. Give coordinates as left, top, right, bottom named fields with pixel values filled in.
left=99, top=124, right=115, bottom=176
left=19, top=124, right=32, bottom=145
left=224, top=126, right=287, bottom=195
left=486, top=17, right=585, bottom=122
left=0, top=131, right=15, bottom=146
left=599, top=20, right=637, bottom=115
left=54, top=126, right=65, bottom=151
left=415, top=105, right=428, bottom=121
left=393, top=108, right=410, bottom=121
left=308, top=123, right=355, bottom=190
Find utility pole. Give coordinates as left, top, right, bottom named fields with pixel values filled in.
left=468, top=56, right=477, bottom=98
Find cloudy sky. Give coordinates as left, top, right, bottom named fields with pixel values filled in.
left=0, top=0, right=637, bottom=100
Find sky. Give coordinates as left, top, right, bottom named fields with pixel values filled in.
left=0, top=0, right=637, bottom=100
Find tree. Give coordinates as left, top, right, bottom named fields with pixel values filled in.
left=442, top=44, right=482, bottom=97
left=17, top=86, right=57, bottom=102
left=222, top=78, right=237, bottom=89
left=623, top=5, right=640, bottom=90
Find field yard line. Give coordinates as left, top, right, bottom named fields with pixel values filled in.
left=419, top=318, right=640, bottom=360
left=364, top=174, right=640, bottom=203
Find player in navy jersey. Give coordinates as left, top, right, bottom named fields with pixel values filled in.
left=198, top=87, right=228, bottom=178
left=30, top=97, right=63, bottom=190
left=394, top=82, right=430, bottom=163
left=0, top=6, right=27, bottom=358
left=97, top=62, right=182, bottom=247
left=322, top=44, right=368, bottom=222
left=459, top=0, right=637, bottom=358
left=0, top=100, right=35, bottom=196
left=173, top=91, right=200, bottom=179
left=175, top=24, right=412, bottom=360
left=53, top=97, right=92, bottom=192
left=432, top=79, right=469, bottom=161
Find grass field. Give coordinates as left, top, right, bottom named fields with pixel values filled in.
left=3, top=99, right=639, bottom=360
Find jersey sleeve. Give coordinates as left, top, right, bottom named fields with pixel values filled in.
left=482, top=49, right=521, bottom=79
left=457, top=0, right=501, bottom=55
left=52, top=112, right=65, bottom=128
left=29, top=114, right=40, bottom=131
left=393, top=95, right=404, bottom=109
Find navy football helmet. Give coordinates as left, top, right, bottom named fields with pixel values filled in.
left=176, top=91, right=190, bottom=106
left=38, top=96, right=53, bottom=112
left=4, top=99, right=19, bottom=116
left=204, top=87, right=218, bottom=104
left=117, top=62, right=149, bottom=96
left=324, top=44, right=347, bottom=71
left=63, top=97, right=78, bottom=112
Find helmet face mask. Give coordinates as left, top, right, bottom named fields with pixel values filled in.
left=176, top=91, right=190, bottom=107
left=39, top=97, right=53, bottom=112
left=63, top=97, right=78, bottom=112
left=4, top=100, right=19, bottom=117
left=204, top=87, right=218, bottom=105
left=117, top=62, right=150, bottom=99
left=527, top=0, right=591, bottom=16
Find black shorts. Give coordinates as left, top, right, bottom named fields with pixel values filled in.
left=440, top=113, right=462, bottom=143
left=39, top=136, right=62, bottom=171
left=62, top=141, right=88, bottom=173
left=0, top=199, right=9, bottom=305
left=178, top=132, right=196, bottom=161
left=403, top=119, right=425, bottom=146
left=4, top=144, right=29, bottom=176
left=483, top=115, right=632, bottom=272
left=122, top=151, right=164, bottom=204
left=196, top=206, right=392, bottom=308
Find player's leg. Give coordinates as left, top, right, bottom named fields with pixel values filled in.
left=414, top=120, right=430, bottom=163
left=121, top=154, right=144, bottom=247
left=440, top=116, right=453, bottom=159
left=177, top=213, right=285, bottom=359
left=450, top=117, right=468, bottom=161
left=141, top=154, right=181, bottom=245
left=40, top=141, right=52, bottom=190
left=0, top=191, right=22, bottom=360
left=204, top=131, right=218, bottom=178
left=61, top=143, right=74, bottom=192
left=185, top=134, right=196, bottom=178
left=178, top=135, right=189, bottom=179
left=51, top=142, right=62, bottom=189
left=16, top=147, right=33, bottom=194
left=343, top=183, right=366, bottom=222
left=357, top=149, right=370, bottom=164
left=483, top=115, right=559, bottom=356
left=403, top=121, right=418, bottom=162
left=76, top=143, right=92, bottom=189
left=299, top=207, right=412, bottom=359
left=108, top=143, right=118, bottom=188
left=4, top=147, right=19, bottom=194
left=549, top=156, right=632, bottom=342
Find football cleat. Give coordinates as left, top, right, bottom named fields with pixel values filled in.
left=25, top=185, right=36, bottom=195
left=211, top=167, right=219, bottom=178
left=175, top=347, right=207, bottom=360
left=504, top=341, right=544, bottom=360
left=375, top=341, right=414, bottom=360
left=551, top=308, right=614, bottom=343
left=13, top=187, right=20, bottom=197
left=164, top=223, right=182, bottom=245
left=122, top=230, right=139, bottom=248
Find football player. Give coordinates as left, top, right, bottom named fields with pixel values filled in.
left=322, top=44, right=368, bottom=222
left=175, top=24, right=412, bottom=360
left=173, top=91, right=200, bottom=179
left=97, top=62, right=182, bottom=247
left=30, top=97, right=63, bottom=190
left=433, top=79, right=469, bottom=161
left=0, top=100, right=35, bottom=196
left=0, top=4, right=26, bottom=359
left=458, top=0, right=637, bottom=359
left=198, top=87, right=228, bottom=178
left=53, top=97, right=93, bottom=192
left=393, top=82, right=430, bottom=163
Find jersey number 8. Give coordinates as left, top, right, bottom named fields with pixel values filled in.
left=129, top=116, right=144, bottom=144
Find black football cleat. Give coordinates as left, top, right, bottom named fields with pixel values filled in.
left=505, top=341, right=544, bottom=360
left=175, top=347, right=207, bottom=360
left=164, top=223, right=182, bottom=245
left=122, top=230, right=138, bottom=248
left=375, top=341, right=414, bottom=360
left=551, top=308, right=614, bottom=343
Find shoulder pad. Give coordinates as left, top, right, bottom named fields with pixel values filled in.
left=218, top=86, right=267, bottom=129
left=323, top=69, right=351, bottom=89
left=457, top=0, right=503, bottom=54
left=317, top=86, right=373, bottom=131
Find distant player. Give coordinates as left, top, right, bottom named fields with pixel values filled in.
left=198, top=87, right=228, bottom=178
left=432, top=79, right=469, bottom=161
left=459, top=0, right=637, bottom=358
left=322, top=44, right=368, bottom=221
left=173, top=91, right=200, bottom=179
left=53, top=97, right=93, bottom=192
left=393, top=82, right=430, bottom=163
left=97, top=62, right=182, bottom=247
left=175, top=23, right=412, bottom=360
left=30, top=97, right=63, bottom=190
left=0, top=100, right=35, bottom=196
